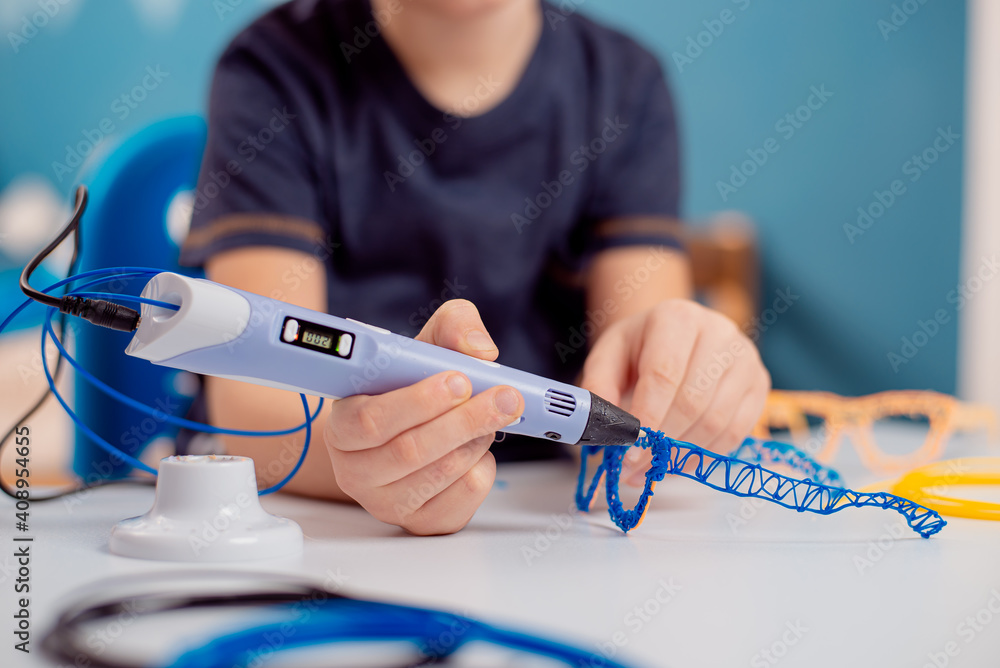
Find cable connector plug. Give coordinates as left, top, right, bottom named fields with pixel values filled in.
left=59, top=296, right=140, bottom=332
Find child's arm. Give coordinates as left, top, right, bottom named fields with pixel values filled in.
left=579, top=243, right=771, bottom=486
left=202, top=240, right=523, bottom=535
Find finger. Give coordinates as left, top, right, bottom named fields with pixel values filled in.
left=325, top=371, right=472, bottom=452
left=344, top=385, right=522, bottom=485
left=676, top=356, right=756, bottom=447
left=399, top=450, right=497, bottom=535
left=579, top=325, right=632, bottom=407
left=705, top=374, right=771, bottom=454
left=381, top=434, right=494, bottom=523
left=656, top=324, right=739, bottom=438
left=416, top=299, right=498, bottom=360
left=623, top=446, right=653, bottom=487
left=629, top=303, right=700, bottom=430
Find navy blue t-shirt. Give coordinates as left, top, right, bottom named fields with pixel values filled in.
left=179, top=0, right=682, bottom=461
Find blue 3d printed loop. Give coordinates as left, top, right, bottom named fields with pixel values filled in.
left=729, top=437, right=842, bottom=487
left=576, top=429, right=947, bottom=538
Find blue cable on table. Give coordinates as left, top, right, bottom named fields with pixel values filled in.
left=168, top=597, right=634, bottom=668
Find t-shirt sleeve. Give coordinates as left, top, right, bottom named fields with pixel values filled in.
left=582, top=51, right=684, bottom=254
left=178, top=37, right=327, bottom=267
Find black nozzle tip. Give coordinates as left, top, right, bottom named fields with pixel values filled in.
left=576, top=392, right=641, bottom=446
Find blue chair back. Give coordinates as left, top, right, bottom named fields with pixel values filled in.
left=73, top=116, right=206, bottom=480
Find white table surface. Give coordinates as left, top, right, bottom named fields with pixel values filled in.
left=3, top=425, right=1000, bottom=668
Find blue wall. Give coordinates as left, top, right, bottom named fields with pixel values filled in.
left=582, top=0, right=966, bottom=395
left=0, top=0, right=966, bottom=395
left=0, top=0, right=283, bottom=189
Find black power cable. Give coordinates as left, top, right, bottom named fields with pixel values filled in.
left=20, top=186, right=141, bottom=332
left=41, top=574, right=443, bottom=668
left=43, top=586, right=342, bottom=668
left=1, top=185, right=155, bottom=502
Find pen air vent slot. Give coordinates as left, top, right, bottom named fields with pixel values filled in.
left=544, top=389, right=577, bottom=417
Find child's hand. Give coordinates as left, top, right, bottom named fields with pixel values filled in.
left=580, top=299, right=770, bottom=486
left=323, top=300, right=523, bottom=535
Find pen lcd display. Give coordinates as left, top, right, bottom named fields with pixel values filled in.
left=302, top=330, right=333, bottom=349
left=280, top=317, right=354, bottom=359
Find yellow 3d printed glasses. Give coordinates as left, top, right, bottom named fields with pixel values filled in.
left=753, top=390, right=997, bottom=474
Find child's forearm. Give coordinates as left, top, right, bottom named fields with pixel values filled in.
left=204, top=375, right=355, bottom=502
left=199, top=242, right=348, bottom=499
left=585, top=244, right=693, bottom=344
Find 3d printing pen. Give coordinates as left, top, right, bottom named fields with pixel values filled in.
left=124, top=272, right=641, bottom=446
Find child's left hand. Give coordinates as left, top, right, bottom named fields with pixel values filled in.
left=579, top=298, right=771, bottom=486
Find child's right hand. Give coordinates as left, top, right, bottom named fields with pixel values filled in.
left=323, top=300, right=524, bottom=535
